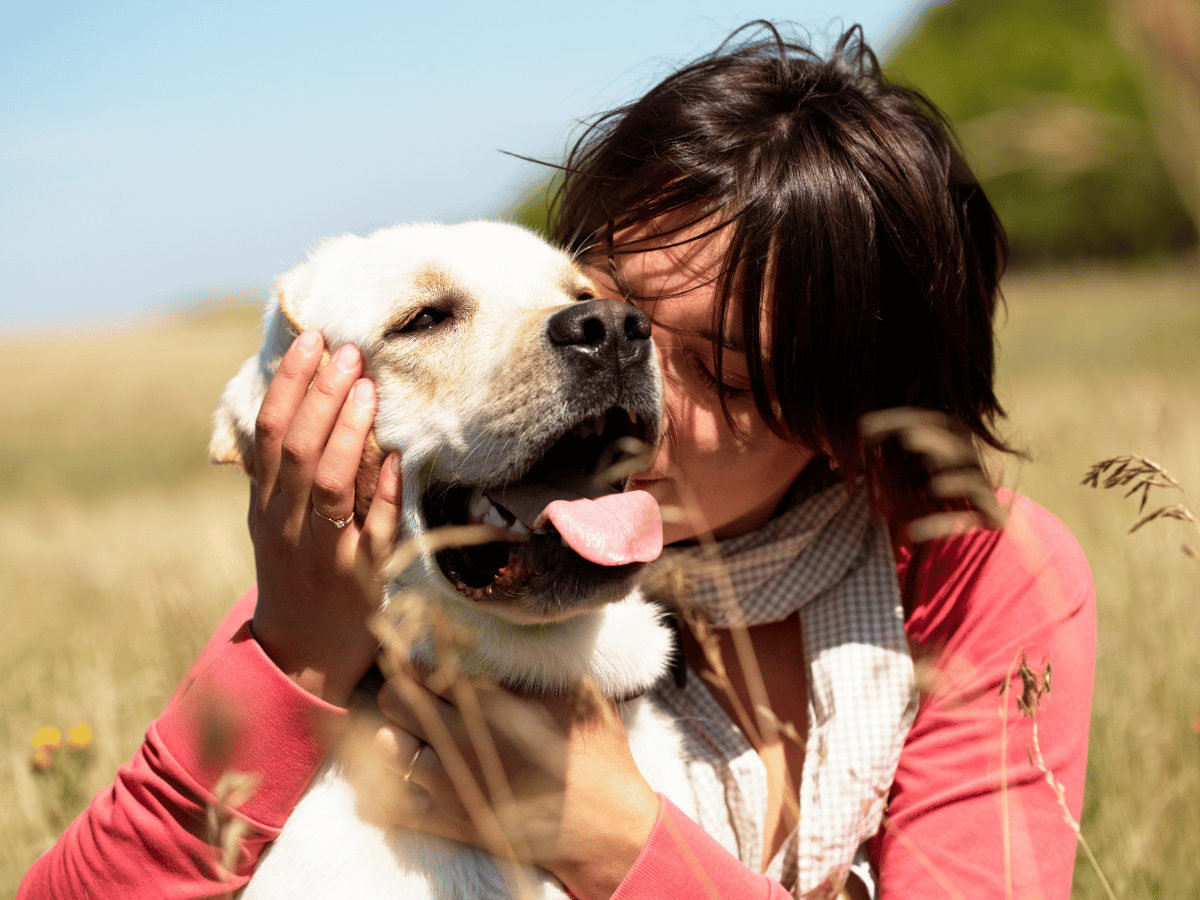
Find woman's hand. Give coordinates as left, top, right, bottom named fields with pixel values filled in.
left=247, top=330, right=403, bottom=708
left=356, top=671, right=660, bottom=900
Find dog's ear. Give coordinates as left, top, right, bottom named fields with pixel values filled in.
left=209, top=275, right=310, bottom=478
left=210, top=354, right=266, bottom=477
left=275, top=267, right=309, bottom=340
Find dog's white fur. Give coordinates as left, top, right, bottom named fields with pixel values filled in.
left=211, top=222, right=694, bottom=899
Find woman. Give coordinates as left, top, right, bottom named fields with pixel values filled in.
left=20, top=23, right=1095, bottom=900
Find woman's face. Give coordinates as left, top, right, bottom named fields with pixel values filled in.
left=586, top=225, right=815, bottom=546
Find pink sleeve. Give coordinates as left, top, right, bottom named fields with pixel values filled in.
left=612, top=797, right=792, bottom=900
left=874, top=495, right=1096, bottom=899
left=18, top=587, right=348, bottom=900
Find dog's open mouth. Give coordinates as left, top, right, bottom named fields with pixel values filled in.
left=423, top=406, right=662, bottom=602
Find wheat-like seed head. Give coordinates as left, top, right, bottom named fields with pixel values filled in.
left=1082, top=454, right=1199, bottom=560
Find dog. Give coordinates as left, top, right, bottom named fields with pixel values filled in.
left=210, top=221, right=695, bottom=899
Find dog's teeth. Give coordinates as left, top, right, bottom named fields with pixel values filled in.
left=468, top=491, right=490, bottom=521
left=534, top=525, right=550, bottom=535
left=629, top=409, right=639, bottom=427
left=575, top=414, right=607, bottom=439
left=482, top=505, right=507, bottom=528
left=509, top=519, right=531, bottom=537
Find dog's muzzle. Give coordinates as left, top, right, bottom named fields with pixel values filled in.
left=423, top=299, right=664, bottom=613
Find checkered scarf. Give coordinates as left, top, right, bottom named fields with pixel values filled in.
left=650, top=477, right=918, bottom=898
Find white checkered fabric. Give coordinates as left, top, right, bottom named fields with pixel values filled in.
left=649, top=481, right=917, bottom=898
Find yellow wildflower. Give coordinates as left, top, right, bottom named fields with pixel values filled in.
left=68, top=723, right=93, bottom=749
left=31, top=726, right=63, bottom=749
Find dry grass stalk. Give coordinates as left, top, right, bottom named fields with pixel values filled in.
left=999, top=651, right=1118, bottom=900
left=593, top=436, right=657, bottom=488
left=371, top=577, right=538, bottom=900
left=1082, top=454, right=1200, bottom=560
left=207, top=769, right=261, bottom=886
left=860, top=407, right=1009, bottom=542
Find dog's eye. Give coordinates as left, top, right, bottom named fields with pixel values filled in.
left=576, top=291, right=595, bottom=302
left=390, top=307, right=450, bottom=337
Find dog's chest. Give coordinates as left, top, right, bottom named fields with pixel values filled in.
left=239, top=695, right=694, bottom=900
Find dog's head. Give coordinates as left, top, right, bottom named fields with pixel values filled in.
left=212, top=221, right=664, bottom=626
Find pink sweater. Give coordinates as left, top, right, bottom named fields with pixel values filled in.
left=19, top=494, right=1094, bottom=899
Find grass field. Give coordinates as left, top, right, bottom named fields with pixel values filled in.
left=2, top=262, right=1198, bottom=898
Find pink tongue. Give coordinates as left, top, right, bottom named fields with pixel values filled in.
left=540, top=491, right=663, bottom=566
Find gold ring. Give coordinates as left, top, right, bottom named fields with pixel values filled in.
left=313, top=508, right=354, bottom=529
left=403, top=742, right=424, bottom=782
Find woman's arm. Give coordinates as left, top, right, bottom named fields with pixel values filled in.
left=613, top=797, right=796, bottom=900
left=19, top=332, right=402, bottom=899
left=874, top=494, right=1096, bottom=899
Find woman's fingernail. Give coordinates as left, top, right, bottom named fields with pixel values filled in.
left=335, top=344, right=360, bottom=371
left=373, top=726, right=402, bottom=765
left=389, top=453, right=401, bottom=475
left=353, top=380, right=374, bottom=405
left=296, top=331, right=321, bottom=353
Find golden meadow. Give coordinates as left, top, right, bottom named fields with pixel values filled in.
left=2, top=262, right=1198, bottom=898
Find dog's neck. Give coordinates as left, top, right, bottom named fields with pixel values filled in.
left=395, top=591, right=674, bottom=701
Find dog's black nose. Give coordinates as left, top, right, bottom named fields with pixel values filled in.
left=548, top=299, right=652, bottom=371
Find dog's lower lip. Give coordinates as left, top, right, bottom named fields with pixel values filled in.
left=442, top=541, right=543, bottom=601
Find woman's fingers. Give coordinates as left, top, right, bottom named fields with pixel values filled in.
left=345, top=718, right=434, bottom=826
left=373, top=722, right=447, bottom=800
left=276, top=343, right=364, bottom=524
left=357, top=452, right=403, bottom=593
left=253, top=330, right=325, bottom=504
left=310, top=378, right=376, bottom=530
left=378, top=674, right=461, bottom=748
left=378, top=673, right=511, bottom=813
left=246, top=331, right=385, bottom=706
left=368, top=711, right=539, bottom=861
left=376, top=673, right=571, bottom=820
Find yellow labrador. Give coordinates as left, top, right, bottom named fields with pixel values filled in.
left=211, top=222, right=693, bottom=899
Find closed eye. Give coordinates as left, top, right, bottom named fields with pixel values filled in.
left=684, top=349, right=752, bottom=400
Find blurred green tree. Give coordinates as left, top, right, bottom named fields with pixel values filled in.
left=1109, top=0, right=1199, bottom=240
left=885, top=0, right=1196, bottom=262
left=503, top=175, right=558, bottom=238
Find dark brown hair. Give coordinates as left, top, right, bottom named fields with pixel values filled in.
left=549, top=22, right=1013, bottom=519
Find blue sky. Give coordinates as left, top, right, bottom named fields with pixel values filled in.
left=1, top=1, right=933, bottom=331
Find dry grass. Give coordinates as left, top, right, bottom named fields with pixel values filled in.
left=2, top=260, right=1198, bottom=897
left=0, top=303, right=261, bottom=893
left=995, top=259, right=1200, bottom=899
